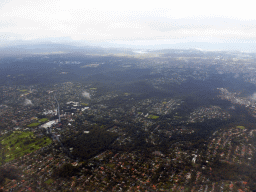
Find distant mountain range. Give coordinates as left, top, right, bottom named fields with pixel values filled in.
left=0, top=41, right=141, bottom=56
left=0, top=40, right=255, bottom=57
left=0, top=43, right=105, bottom=56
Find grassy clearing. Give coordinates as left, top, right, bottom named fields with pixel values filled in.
left=106, top=164, right=115, bottom=168
left=19, top=89, right=28, bottom=92
left=28, top=118, right=49, bottom=127
left=0, top=131, right=52, bottom=165
left=81, top=103, right=88, bottom=106
left=148, top=115, right=159, bottom=119
left=27, top=122, right=41, bottom=127
left=90, top=88, right=97, bottom=90
left=236, top=126, right=245, bottom=129
left=45, top=179, right=54, bottom=184
left=38, top=118, right=48, bottom=123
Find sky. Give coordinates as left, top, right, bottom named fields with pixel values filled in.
left=1, top=0, right=256, bottom=50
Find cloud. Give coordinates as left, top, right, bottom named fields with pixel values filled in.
left=1, top=0, right=256, bottom=43
left=249, top=93, right=256, bottom=102
left=24, top=98, right=33, bottom=106
left=82, top=91, right=90, bottom=99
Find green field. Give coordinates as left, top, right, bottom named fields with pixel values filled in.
left=90, top=88, right=97, bottom=90
left=236, top=126, right=245, bottom=129
left=81, top=103, right=89, bottom=106
left=45, top=179, right=54, bottom=185
left=27, top=122, right=41, bottom=127
left=148, top=115, right=159, bottom=119
left=27, top=118, right=49, bottom=127
left=0, top=131, right=52, bottom=164
left=19, top=89, right=28, bottom=92
left=38, top=118, right=49, bottom=123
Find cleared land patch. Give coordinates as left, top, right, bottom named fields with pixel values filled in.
left=38, top=118, right=49, bottom=123
left=45, top=179, right=54, bottom=185
left=236, top=126, right=245, bottom=129
left=148, top=115, right=159, bottom=119
left=19, top=89, right=28, bottom=92
left=27, top=122, right=41, bottom=127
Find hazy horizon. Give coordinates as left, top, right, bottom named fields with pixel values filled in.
left=1, top=0, right=256, bottom=52
left=2, top=38, right=256, bottom=53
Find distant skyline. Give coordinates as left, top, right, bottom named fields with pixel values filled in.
left=1, top=0, right=256, bottom=51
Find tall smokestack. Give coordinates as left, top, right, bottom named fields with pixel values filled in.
left=54, top=94, right=61, bottom=123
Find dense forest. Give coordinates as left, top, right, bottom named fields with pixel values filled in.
left=63, top=126, right=118, bottom=160
left=0, top=166, right=20, bottom=186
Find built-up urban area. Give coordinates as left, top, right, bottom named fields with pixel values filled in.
left=1, top=49, right=256, bottom=191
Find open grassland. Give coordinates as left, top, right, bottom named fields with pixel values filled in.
left=0, top=131, right=52, bottom=164
left=19, top=89, right=28, bottom=92
left=38, top=118, right=49, bottom=123
left=27, top=122, right=41, bottom=127
left=45, top=179, right=54, bottom=185
left=236, top=126, right=245, bottom=129
left=148, top=115, right=159, bottom=119
left=27, top=118, right=49, bottom=127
